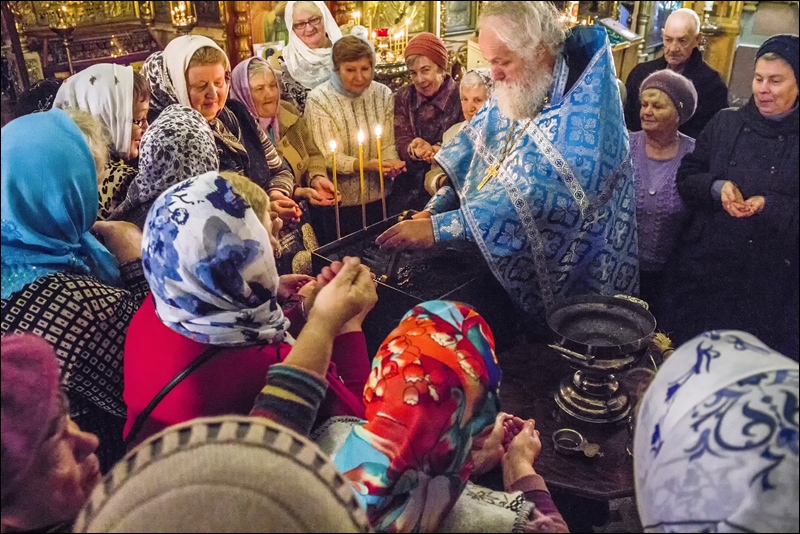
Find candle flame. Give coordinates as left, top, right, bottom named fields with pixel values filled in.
left=357, top=129, right=365, bottom=144
left=375, top=124, right=382, bottom=137
left=329, top=139, right=337, bottom=152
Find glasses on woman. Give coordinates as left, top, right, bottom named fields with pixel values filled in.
left=133, top=117, right=149, bottom=129
left=292, top=15, right=322, bottom=32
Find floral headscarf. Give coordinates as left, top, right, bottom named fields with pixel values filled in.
left=230, top=56, right=281, bottom=143
left=1, top=108, right=120, bottom=299
left=53, top=63, right=134, bottom=156
left=331, top=301, right=502, bottom=532
left=140, top=51, right=175, bottom=116
left=142, top=171, right=289, bottom=346
left=283, top=1, right=343, bottom=90
left=111, top=104, right=218, bottom=224
left=634, top=330, right=799, bottom=532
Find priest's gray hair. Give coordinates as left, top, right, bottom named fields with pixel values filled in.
left=478, top=1, right=568, bottom=60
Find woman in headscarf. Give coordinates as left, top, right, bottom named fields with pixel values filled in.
left=111, top=104, right=219, bottom=229
left=53, top=63, right=151, bottom=220
left=140, top=36, right=303, bottom=227
left=230, top=56, right=333, bottom=274
left=1, top=108, right=149, bottom=471
left=314, top=301, right=568, bottom=532
left=633, top=329, right=799, bottom=532
left=305, top=35, right=406, bottom=243
left=280, top=1, right=343, bottom=113
left=122, top=171, right=376, bottom=448
left=393, top=32, right=464, bottom=212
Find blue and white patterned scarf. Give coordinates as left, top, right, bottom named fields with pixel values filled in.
left=634, top=330, right=799, bottom=532
left=142, top=171, right=290, bottom=346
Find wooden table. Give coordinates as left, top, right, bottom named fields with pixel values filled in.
left=495, top=343, right=640, bottom=501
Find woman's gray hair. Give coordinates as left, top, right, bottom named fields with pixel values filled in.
left=247, top=57, right=275, bottom=81
left=62, top=107, right=110, bottom=179
left=478, top=1, right=568, bottom=60
left=460, top=69, right=488, bottom=92
left=293, top=1, right=322, bottom=19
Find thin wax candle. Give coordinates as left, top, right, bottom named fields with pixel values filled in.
left=375, top=124, right=387, bottom=220
left=329, top=140, right=341, bottom=240
left=358, top=129, right=366, bottom=230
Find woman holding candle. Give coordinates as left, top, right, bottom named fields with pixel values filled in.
left=305, top=35, right=406, bottom=244
left=280, top=1, right=343, bottom=114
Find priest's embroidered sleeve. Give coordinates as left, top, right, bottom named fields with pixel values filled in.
left=432, top=209, right=473, bottom=243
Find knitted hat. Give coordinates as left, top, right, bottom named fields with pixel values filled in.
left=640, top=69, right=698, bottom=124
left=1, top=334, right=62, bottom=504
left=756, top=34, right=799, bottom=86
left=404, top=32, right=448, bottom=71
left=74, top=416, right=370, bottom=532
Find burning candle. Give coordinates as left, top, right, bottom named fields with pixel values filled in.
left=329, top=140, right=341, bottom=240
left=357, top=129, right=366, bottom=230
left=354, top=10, right=361, bottom=26
left=405, top=18, right=411, bottom=49
left=375, top=124, right=387, bottom=220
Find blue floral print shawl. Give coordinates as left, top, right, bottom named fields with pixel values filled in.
left=142, top=171, right=289, bottom=346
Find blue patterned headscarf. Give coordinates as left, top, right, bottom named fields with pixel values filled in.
left=634, top=330, right=799, bottom=532
left=142, top=171, right=290, bottom=346
left=1, top=108, right=121, bottom=299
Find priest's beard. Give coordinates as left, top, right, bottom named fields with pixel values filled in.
left=495, top=66, right=553, bottom=120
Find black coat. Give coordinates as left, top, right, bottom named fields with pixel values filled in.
left=624, top=48, right=729, bottom=139
left=216, top=98, right=272, bottom=190
left=655, top=99, right=799, bottom=358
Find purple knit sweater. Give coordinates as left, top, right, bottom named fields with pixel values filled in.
left=630, top=131, right=696, bottom=271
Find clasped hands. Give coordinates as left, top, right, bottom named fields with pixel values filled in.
left=409, top=137, right=440, bottom=164
left=720, top=181, right=765, bottom=218
left=471, top=412, right=543, bottom=482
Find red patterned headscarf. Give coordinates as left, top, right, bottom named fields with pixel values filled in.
left=331, top=300, right=501, bottom=532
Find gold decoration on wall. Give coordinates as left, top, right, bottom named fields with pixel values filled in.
left=233, top=1, right=253, bottom=64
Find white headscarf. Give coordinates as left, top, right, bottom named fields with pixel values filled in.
left=283, top=1, right=342, bottom=90
left=53, top=63, right=133, bottom=156
left=162, top=35, right=230, bottom=109
left=634, top=330, right=799, bottom=533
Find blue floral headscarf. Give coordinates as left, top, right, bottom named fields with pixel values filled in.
left=142, top=171, right=289, bottom=346
left=1, top=108, right=120, bottom=299
left=634, top=330, right=799, bottom=532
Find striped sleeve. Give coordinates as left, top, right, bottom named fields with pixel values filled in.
left=249, top=364, right=328, bottom=437
left=258, top=126, right=295, bottom=196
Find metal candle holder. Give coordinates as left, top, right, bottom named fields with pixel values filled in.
left=170, top=1, right=197, bottom=35
left=49, top=6, right=77, bottom=75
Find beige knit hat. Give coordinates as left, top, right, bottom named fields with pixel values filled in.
left=74, top=416, right=370, bottom=533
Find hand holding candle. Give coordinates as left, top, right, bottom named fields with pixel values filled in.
left=375, top=124, right=387, bottom=220
left=357, top=129, right=367, bottom=230
left=329, top=140, right=341, bottom=240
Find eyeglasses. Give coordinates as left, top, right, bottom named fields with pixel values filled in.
left=133, top=117, right=149, bottom=129
left=292, top=15, right=322, bottom=32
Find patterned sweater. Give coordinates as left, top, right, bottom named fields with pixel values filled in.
left=304, top=80, right=400, bottom=206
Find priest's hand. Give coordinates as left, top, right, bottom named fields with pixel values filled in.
left=375, top=219, right=434, bottom=250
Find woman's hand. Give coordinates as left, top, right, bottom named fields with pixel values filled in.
left=307, top=176, right=340, bottom=206
left=293, top=186, right=323, bottom=205
left=277, top=274, right=314, bottom=301
left=309, top=258, right=378, bottom=334
left=501, top=419, right=542, bottom=487
left=375, top=219, right=435, bottom=251
left=720, top=181, right=751, bottom=218
left=744, top=195, right=765, bottom=215
left=308, top=257, right=378, bottom=335
left=269, top=191, right=302, bottom=225
left=90, top=221, right=143, bottom=264
left=410, top=137, right=436, bottom=162
left=364, top=159, right=407, bottom=178
left=471, top=412, right=513, bottom=476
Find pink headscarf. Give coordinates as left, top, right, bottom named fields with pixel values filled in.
left=1, top=334, right=62, bottom=502
left=230, top=57, right=281, bottom=144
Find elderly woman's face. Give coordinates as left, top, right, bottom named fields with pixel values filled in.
left=186, top=63, right=228, bottom=121
left=128, top=98, right=150, bottom=160
left=460, top=85, right=488, bottom=122
left=639, top=88, right=680, bottom=135
left=249, top=69, right=280, bottom=120
left=338, top=57, right=373, bottom=95
left=752, top=57, right=799, bottom=117
left=408, top=56, right=445, bottom=98
left=292, top=8, right=327, bottom=49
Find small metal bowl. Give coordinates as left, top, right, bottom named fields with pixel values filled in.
left=552, top=428, right=586, bottom=456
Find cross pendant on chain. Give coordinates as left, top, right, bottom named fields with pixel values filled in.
left=477, top=164, right=499, bottom=190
